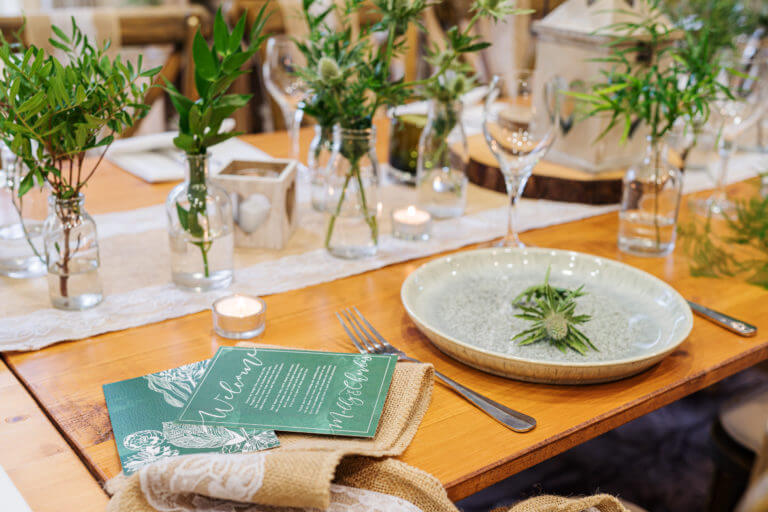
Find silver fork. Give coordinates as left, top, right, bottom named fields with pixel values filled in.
left=336, top=307, right=536, bottom=433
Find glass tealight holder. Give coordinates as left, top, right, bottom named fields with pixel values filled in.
left=212, top=294, right=266, bottom=339
left=391, top=206, right=431, bottom=241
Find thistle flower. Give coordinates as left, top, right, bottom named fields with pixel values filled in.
left=449, top=74, right=470, bottom=96
left=511, top=267, right=596, bottom=355
left=318, top=56, right=341, bottom=83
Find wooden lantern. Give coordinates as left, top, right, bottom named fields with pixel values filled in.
left=213, top=159, right=298, bottom=250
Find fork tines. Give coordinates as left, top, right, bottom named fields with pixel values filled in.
left=336, top=307, right=392, bottom=355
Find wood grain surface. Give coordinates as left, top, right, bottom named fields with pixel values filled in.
left=3, top=125, right=767, bottom=502
left=0, top=360, right=108, bottom=511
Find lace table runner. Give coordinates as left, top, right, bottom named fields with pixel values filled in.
left=1, top=151, right=764, bottom=352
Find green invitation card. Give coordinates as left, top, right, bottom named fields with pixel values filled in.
left=104, top=360, right=280, bottom=474
left=177, top=347, right=398, bottom=437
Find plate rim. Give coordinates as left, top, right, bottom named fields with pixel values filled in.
left=400, top=247, right=694, bottom=369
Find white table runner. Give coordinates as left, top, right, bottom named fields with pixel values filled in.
left=0, top=149, right=764, bottom=352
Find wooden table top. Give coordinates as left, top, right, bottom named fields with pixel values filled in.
left=3, top=125, right=767, bottom=502
left=0, top=360, right=108, bottom=511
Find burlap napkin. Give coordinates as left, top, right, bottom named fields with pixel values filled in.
left=107, top=343, right=441, bottom=511
left=493, top=495, right=631, bottom=512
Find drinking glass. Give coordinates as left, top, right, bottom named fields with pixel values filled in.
left=693, top=54, right=768, bottom=216
left=263, top=36, right=307, bottom=160
left=482, top=72, right=561, bottom=247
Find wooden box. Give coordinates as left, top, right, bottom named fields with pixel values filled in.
left=213, top=159, right=298, bottom=250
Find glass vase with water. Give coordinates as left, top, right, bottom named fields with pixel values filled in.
left=417, top=99, right=469, bottom=218
left=43, top=194, right=103, bottom=310
left=0, top=144, right=46, bottom=278
left=166, top=154, right=234, bottom=291
left=618, top=136, right=682, bottom=257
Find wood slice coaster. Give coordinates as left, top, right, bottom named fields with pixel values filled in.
left=467, top=134, right=624, bottom=205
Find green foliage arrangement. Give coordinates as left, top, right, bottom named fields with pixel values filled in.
left=512, top=267, right=596, bottom=355
left=679, top=187, right=768, bottom=289
left=568, top=1, right=727, bottom=145
left=298, top=0, right=530, bottom=130
left=163, top=7, right=268, bottom=277
left=0, top=19, right=159, bottom=296
left=663, top=0, right=767, bottom=57
left=164, top=7, right=268, bottom=156
left=296, top=0, right=529, bottom=250
left=0, top=19, right=159, bottom=201
left=567, top=0, right=734, bottom=253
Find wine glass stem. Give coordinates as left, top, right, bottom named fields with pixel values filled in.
left=715, top=139, right=733, bottom=203
left=502, top=173, right=527, bottom=248
left=283, top=107, right=303, bottom=160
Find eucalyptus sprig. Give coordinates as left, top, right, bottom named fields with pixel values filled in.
left=512, top=267, right=595, bottom=355
left=0, top=18, right=160, bottom=200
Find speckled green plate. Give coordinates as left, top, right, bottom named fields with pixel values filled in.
left=401, top=248, right=693, bottom=384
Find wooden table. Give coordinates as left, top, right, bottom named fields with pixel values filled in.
left=0, top=360, right=108, bottom=511
left=3, top=126, right=768, bottom=503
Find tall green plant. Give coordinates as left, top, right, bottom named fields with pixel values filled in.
left=0, top=19, right=159, bottom=199
left=0, top=19, right=159, bottom=296
left=163, top=7, right=268, bottom=277
left=568, top=0, right=730, bottom=249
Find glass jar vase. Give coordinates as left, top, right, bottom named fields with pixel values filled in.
left=0, top=143, right=46, bottom=278
left=166, top=154, right=234, bottom=291
left=416, top=99, right=469, bottom=218
left=618, top=136, right=683, bottom=257
left=324, top=126, right=380, bottom=259
left=308, top=124, right=334, bottom=212
left=43, top=194, right=102, bottom=310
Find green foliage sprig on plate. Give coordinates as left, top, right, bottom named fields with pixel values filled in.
left=0, top=19, right=160, bottom=200
left=512, top=267, right=596, bottom=355
left=162, top=7, right=268, bottom=277
left=679, top=184, right=768, bottom=289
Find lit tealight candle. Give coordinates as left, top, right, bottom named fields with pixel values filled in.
left=212, top=294, right=266, bottom=339
left=391, top=205, right=431, bottom=241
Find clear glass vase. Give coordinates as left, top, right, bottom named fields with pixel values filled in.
left=166, top=154, right=234, bottom=291
left=618, top=136, right=683, bottom=257
left=0, top=143, right=46, bottom=278
left=324, top=126, right=380, bottom=259
left=417, top=99, right=469, bottom=218
left=43, top=194, right=102, bottom=310
left=308, top=124, right=334, bottom=212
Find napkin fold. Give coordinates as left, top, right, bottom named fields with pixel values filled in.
left=107, top=343, right=443, bottom=512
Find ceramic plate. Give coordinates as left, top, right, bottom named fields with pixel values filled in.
left=401, top=248, right=693, bottom=384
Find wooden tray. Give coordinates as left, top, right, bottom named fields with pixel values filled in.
left=467, top=134, right=624, bottom=205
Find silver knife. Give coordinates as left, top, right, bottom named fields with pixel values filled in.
left=688, top=301, right=758, bottom=337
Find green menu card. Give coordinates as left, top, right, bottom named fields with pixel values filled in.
left=177, top=347, right=398, bottom=438
left=104, top=360, right=280, bottom=474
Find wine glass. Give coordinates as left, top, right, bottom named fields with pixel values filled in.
left=263, top=36, right=307, bottom=160
left=482, top=71, right=561, bottom=247
left=693, top=54, right=768, bottom=216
